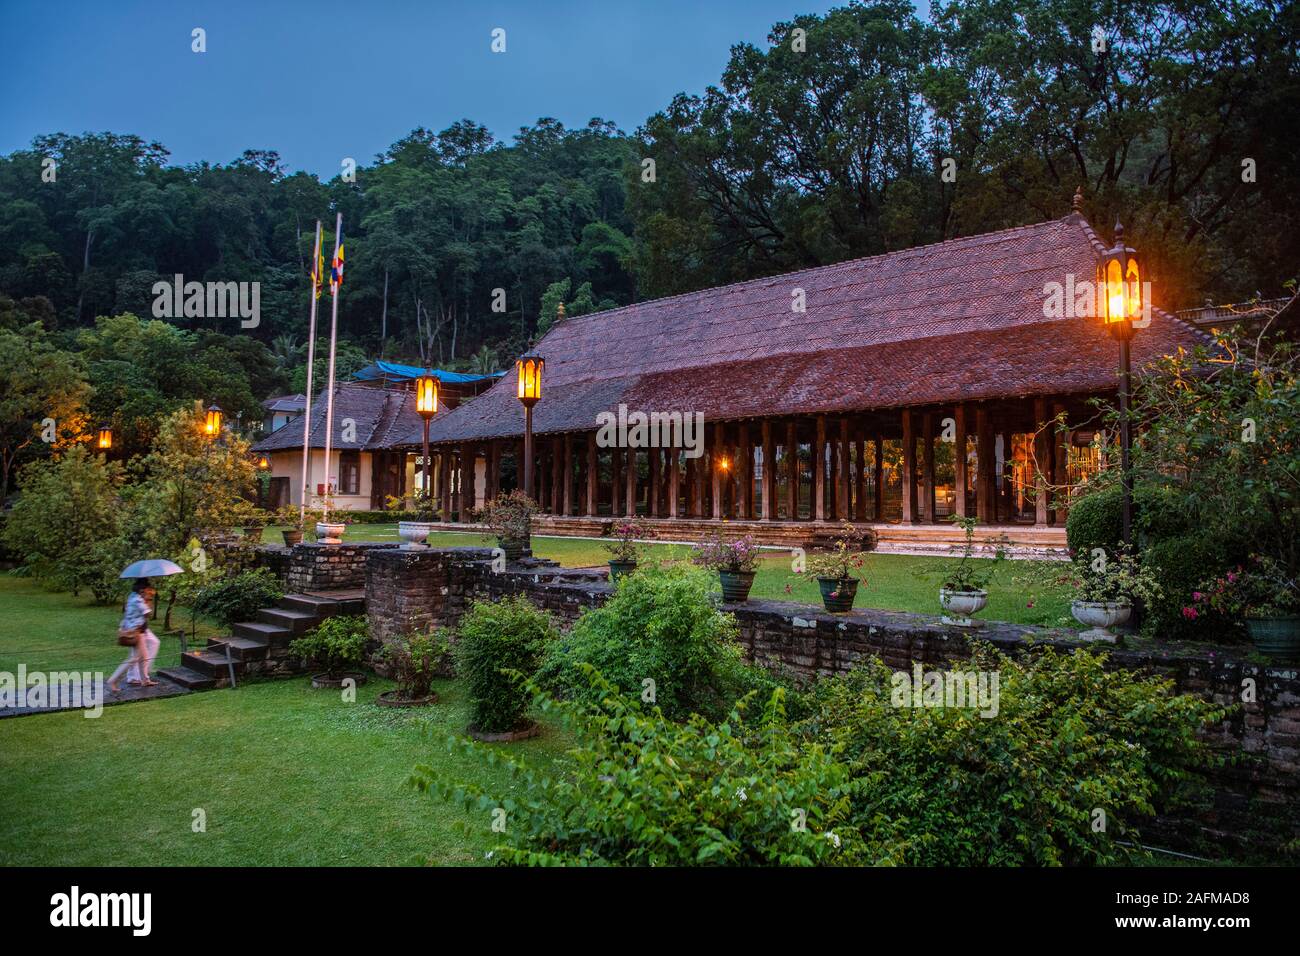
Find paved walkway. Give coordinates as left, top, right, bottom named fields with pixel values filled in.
left=0, top=674, right=190, bottom=719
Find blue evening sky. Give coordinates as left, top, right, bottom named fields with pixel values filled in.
left=0, top=0, right=933, bottom=176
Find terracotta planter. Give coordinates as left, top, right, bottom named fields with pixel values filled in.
left=310, top=671, right=367, bottom=689
left=242, top=525, right=264, bottom=542
left=498, top=535, right=530, bottom=560
left=281, top=529, right=304, bottom=547
left=398, top=521, right=435, bottom=550
left=1246, top=615, right=1300, bottom=661
left=375, top=689, right=439, bottom=708
left=608, top=559, right=637, bottom=584
left=818, top=576, right=858, bottom=612
left=315, top=521, right=346, bottom=544
left=1070, top=599, right=1132, bottom=643
left=467, top=721, right=541, bottom=743
left=940, top=588, right=988, bottom=627
left=719, top=569, right=757, bottom=603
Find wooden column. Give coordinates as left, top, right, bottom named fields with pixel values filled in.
left=854, top=429, right=865, bottom=521
left=684, top=453, right=695, bottom=517
left=611, top=446, right=622, bottom=516
left=813, top=416, right=826, bottom=521
left=560, top=434, right=572, bottom=517
left=1033, top=397, right=1050, bottom=527
left=921, top=412, right=936, bottom=523
left=760, top=420, right=774, bottom=520
left=711, top=424, right=723, bottom=520
left=1053, top=401, right=1069, bottom=525
left=785, top=421, right=798, bottom=520
left=976, top=406, right=995, bottom=523
left=828, top=437, right=839, bottom=520
left=901, top=410, right=916, bottom=524
left=837, top=419, right=850, bottom=520
left=668, top=444, right=679, bottom=518
left=873, top=436, right=884, bottom=521
left=585, top=433, right=598, bottom=516
left=460, top=443, right=476, bottom=516
left=738, top=423, right=752, bottom=519
left=439, top=449, right=452, bottom=519
left=625, top=447, right=637, bottom=517
left=953, top=404, right=968, bottom=518
left=693, top=447, right=706, bottom=517
left=649, top=445, right=661, bottom=518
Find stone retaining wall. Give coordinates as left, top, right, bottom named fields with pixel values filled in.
left=287, top=542, right=395, bottom=592
left=362, top=546, right=1300, bottom=859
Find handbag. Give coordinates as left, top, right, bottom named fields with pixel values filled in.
left=117, top=627, right=141, bottom=647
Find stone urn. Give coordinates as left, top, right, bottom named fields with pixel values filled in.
left=940, top=587, right=988, bottom=627
left=1070, top=599, right=1132, bottom=643
left=397, top=521, right=435, bottom=550
left=315, top=521, right=346, bottom=545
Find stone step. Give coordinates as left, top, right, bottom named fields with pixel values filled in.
left=182, top=648, right=247, bottom=678
left=156, top=666, right=217, bottom=690
left=207, top=636, right=270, bottom=661
left=256, top=607, right=317, bottom=634
left=280, top=593, right=365, bottom=618
left=233, top=621, right=294, bottom=647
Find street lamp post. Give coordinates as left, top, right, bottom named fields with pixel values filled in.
left=515, top=351, right=544, bottom=499
left=204, top=404, right=224, bottom=439
left=96, top=424, right=113, bottom=453
left=1097, top=220, right=1144, bottom=547
left=415, top=371, right=440, bottom=507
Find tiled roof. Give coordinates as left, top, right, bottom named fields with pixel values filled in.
left=252, top=384, right=423, bottom=452
left=408, top=213, right=1208, bottom=446
left=262, top=393, right=307, bottom=413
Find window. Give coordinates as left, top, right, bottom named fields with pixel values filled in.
left=339, top=451, right=361, bottom=496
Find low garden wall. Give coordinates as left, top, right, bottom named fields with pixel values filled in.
left=358, top=546, right=1299, bottom=859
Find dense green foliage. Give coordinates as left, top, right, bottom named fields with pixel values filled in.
left=381, top=629, right=450, bottom=701
left=800, top=646, right=1223, bottom=865
left=190, top=568, right=283, bottom=627
left=454, top=596, right=558, bottom=733
left=1065, top=483, right=1125, bottom=557
left=416, top=671, right=878, bottom=866
left=289, top=614, right=369, bottom=678
left=535, top=564, right=777, bottom=722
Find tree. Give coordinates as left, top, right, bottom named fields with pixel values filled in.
left=0, top=323, right=90, bottom=498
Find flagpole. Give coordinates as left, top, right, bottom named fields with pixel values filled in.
left=322, top=212, right=343, bottom=524
left=299, top=220, right=322, bottom=528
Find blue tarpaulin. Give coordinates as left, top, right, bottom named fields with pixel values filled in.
left=351, top=361, right=504, bottom=384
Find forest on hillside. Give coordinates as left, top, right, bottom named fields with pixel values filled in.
left=1, top=0, right=1296, bottom=459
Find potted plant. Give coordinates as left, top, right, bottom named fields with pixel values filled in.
left=603, top=519, right=650, bottom=582
left=271, top=504, right=314, bottom=547
left=923, top=516, right=1005, bottom=627
left=799, top=523, right=870, bottom=612
left=692, top=534, right=761, bottom=602
left=394, top=491, right=438, bottom=550
left=1190, top=557, right=1300, bottom=659
left=1059, top=549, right=1162, bottom=643
left=289, top=615, right=370, bottom=688
left=376, top=628, right=448, bottom=707
left=313, top=493, right=347, bottom=544
left=478, top=490, right=539, bottom=561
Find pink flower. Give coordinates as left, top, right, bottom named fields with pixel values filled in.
left=1026, top=601, right=1034, bottom=609
left=1192, top=591, right=1203, bottom=601
left=1227, top=572, right=1238, bottom=583
left=1182, top=606, right=1198, bottom=621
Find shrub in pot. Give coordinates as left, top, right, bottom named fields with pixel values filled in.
left=603, top=518, right=650, bottom=582
left=394, top=491, right=438, bottom=550
left=919, top=516, right=1004, bottom=627
left=454, top=595, right=558, bottom=737
left=377, top=629, right=449, bottom=706
left=289, top=614, right=369, bottom=686
left=1189, top=557, right=1300, bottom=659
left=794, top=522, right=871, bottom=612
left=478, top=490, right=538, bottom=560
left=691, top=534, right=761, bottom=602
left=1041, top=549, right=1162, bottom=644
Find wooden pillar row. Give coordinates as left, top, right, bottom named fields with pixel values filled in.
left=585, top=433, right=598, bottom=516
left=813, top=416, right=826, bottom=522
left=873, top=435, right=884, bottom=521
left=1033, top=397, right=1050, bottom=527
left=921, top=411, right=936, bottom=523
left=1053, top=401, right=1069, bottom=525
left=738, top=422, right=752, bottom=519
left=854, top=429, right=866, bottom=521
left=711, top=423, right=723, bottom=520
left=760, top=420, right=774, bottom=521
left=976, top=406, right=996, bottom=523
left=901, top=410, right=916, bottom=524
left=625, top=447, right=637, bottom=518
left=785, top=421, right=798, bottom=520
left=953, top=404, right=968, bottom=518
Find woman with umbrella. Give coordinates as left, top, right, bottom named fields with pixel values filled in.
left=108, top=559, right=182, bottom=694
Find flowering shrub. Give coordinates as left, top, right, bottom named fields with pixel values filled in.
left=918, top=516, right=1005, bottom=593
left=692, top=533, right=762, bottom=573
left=477, top=490, right=538, bottom=540
left=1189, top=556, right=1300, bottom=621
left=1018, top=548, right=1162, bottom=607
left=602, top=518, right=651, bottom=563
left=801, top=522, right=869, bottom=581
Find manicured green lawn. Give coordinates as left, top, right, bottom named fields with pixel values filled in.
left=256, top=525, right=1069, bottom=627
left=0, top=576, right=566, bottom=867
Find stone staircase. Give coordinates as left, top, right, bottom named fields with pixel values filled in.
left=158, top=589, right=365, bottom=690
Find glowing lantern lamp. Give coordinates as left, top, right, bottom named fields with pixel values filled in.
left=1096, top=220, right=1144, bottom=545
left=516, top=351, right=544, bottom=498
left=415, top=371, right=440, bottom=500
left=96, top=425, right=112, bottom=451
left=204, top=403, right=224, bottom=438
